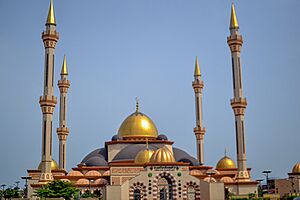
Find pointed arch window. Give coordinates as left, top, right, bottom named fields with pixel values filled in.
left=187, top=186, right=196, bottom=200
left=133, top=189, right=141, bottom=200
left=158, top=177, right=173, bottom=200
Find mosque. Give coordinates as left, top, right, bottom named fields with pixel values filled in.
left=25, top=1, right=300, bottom=199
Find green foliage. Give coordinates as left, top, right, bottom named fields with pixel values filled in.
left=248, top=193, right=256, bottom=199
left=283, top=195, right=300, bottom=200
left=34, top=180, right=79, bottom=200
left=1, top=187, right=22, bottom=199
left=80, top=190, right=100, bottom=198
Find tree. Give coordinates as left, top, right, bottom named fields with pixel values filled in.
left=80, top=190, right=100, bottom=198
left=1, top=187, right=21, bottom=200
left=34, top=180, right=79, bottom=200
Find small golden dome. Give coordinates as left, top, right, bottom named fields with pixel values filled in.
left=85, top=170, right=101, bottom=176
left=94, top=178, right=108, bottom=185
left=216, top=156, right=236, bottom=170
left=118, top=111, right=158, bottom=138
left=150, top=146, right=175, bottom=163
left=38, top=159, right=58, bottom=171
left=76, top=178, right=89, bottom=185
left=292, top=162, right=300, bottom=173
left=135, top=149, right=155, bottom=164
left=67, top=170, right=84, bottom=176
left=220, top=176, right=234, bottom=183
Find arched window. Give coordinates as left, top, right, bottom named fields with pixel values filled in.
left=158, top=177, right=173, bottom=200
left=187, top=186, right=196, bottom=200
left=134, top=189, right=141, bottom=200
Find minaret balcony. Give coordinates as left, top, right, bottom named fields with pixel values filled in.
left=231, top=98, right=247, bottom=115
left=227, top=34, right=243, bottom=41
left=42, top=30, right=59, bottom=40
left=57, top=127, right=69, bottom=137
left=227, top=35, right=243, bottom=50
left=39, top=96, right=57, bottom=108
left=194, top=126, right=206, bottom=137
left=192, top=80, right=204, bottom=92
left=58, top=80, right=70, bottom=88
left=42, top=31, right=59, bottom=48
left=230, top=97, right=247, bottom=107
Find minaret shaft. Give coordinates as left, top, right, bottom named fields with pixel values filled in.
left=192, top=57, right=206, bottom=165
left=43, top=48, right=55, bottom=96
left=39, top=1, right=59, bottom=182
left=57, top=56, right=70, bottom=171
left=195, top=92, right=203, bottom=127
left=227, top=4, right=249, bottom=182
left=231, top=51, right=243, bottom=98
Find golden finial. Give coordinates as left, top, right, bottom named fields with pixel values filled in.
left=61, top=55, right=68, bottom=75
left=135, top=97, right=139, bottom=112
left=224, top=148, right=227, bottom=157
left=46, top=0, right=56, bottom=25
left=194, top=56, right=201, bottom=76
left=230, top=3, right=239, bottom=29
left=146, top=138, right=149, bottom=150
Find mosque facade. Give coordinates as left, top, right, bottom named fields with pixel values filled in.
left=25, top=1, right=271, bottom=199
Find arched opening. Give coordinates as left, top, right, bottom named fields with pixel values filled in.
left=187, top=185, right=196, bottom=200
left=94, top=189, right=102, bottom=198
left=158, top=176, right=173, bottom=200
left=134, top=189, right=141, bottom=200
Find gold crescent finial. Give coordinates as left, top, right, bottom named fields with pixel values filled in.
left=146, top=138, right=149, bottom=150
left=135, top=97, right=139, bottom=112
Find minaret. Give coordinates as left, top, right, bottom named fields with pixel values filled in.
left=192, top=56, right=206, bottom=165
left=39, top=0, right=59, bottom=182
left=227, top=4, right=249, bottom=181
left=57, top=55, right=70, bottom=170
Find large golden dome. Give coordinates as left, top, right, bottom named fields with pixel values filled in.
left=150, top=146, right=175, bottom=163
left=38, top=159, right=58, bottom=170
left=292, top=162, right=300, bottom=173
left=118, top=111, right=158, bottom=138
left=216, top=156, right=236, bottom=170
left=135, top=149, right=155, bottom=164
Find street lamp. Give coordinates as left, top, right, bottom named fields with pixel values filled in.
left=21, top=176, right=32, bottom=198
left=206, top=170, right=216, bottom=182
left=262, top=170, right=272, bottom=194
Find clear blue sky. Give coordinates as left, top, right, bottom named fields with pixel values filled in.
left=0, top=0, right=299, bottom=186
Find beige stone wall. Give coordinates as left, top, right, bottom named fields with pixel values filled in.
left=106, top=181, right=129, bottom=200
left=229, top=184, right=257, bottom=196
left=200, top=180, right=224, bottom=200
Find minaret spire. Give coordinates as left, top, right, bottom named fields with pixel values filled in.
left=230, top=3, right=239, bottom=29
left=39, top=0, right=59, bottom=182
left=227, top=4, right=250, bottom=186
left=46, top=0, right=56, bottom=25
left=194, top=56, right=201, bottom=76
left=192, top=56, right=206, bottom=165
left=57, top=55, right=70, bottom=171
left=61, top=55, right=68, bottom=75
